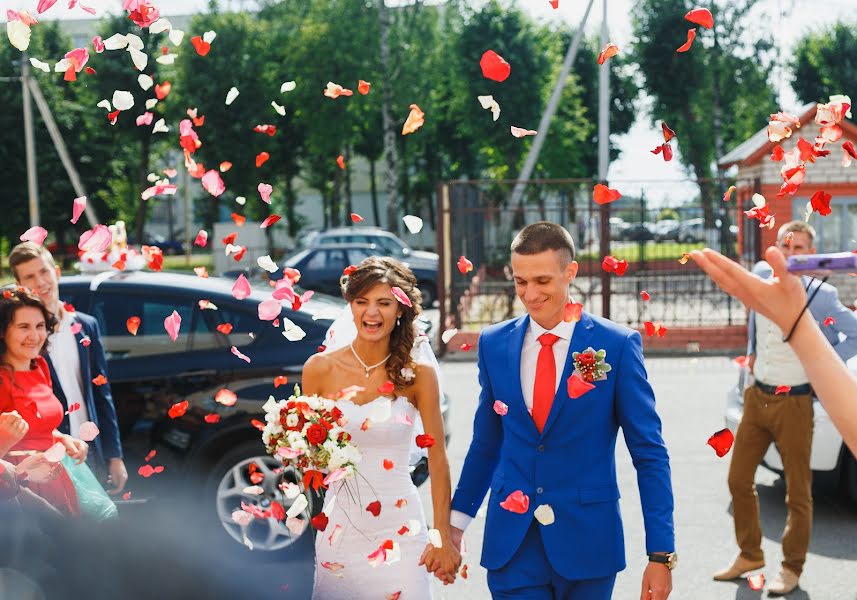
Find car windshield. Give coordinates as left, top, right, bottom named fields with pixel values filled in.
left=284, top=249, right=311, bottom=267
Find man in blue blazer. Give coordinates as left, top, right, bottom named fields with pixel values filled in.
left=446, top=222, right=675, bottom=599
left=714, top=220, right=857, bottom=595
left=10, top=242, right=127, bottom=494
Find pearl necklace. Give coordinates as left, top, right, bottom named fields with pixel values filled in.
left=349, top=344, right=391, bottom=378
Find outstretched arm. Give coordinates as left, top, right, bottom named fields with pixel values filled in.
left=690, top=246, right=857, bottom=455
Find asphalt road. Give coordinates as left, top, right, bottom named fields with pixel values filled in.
left=422, top=357, right=857, bottom=600
left=5, top=356, right=854, bottom=600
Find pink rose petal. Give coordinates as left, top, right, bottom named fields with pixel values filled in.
left=78, top=421, right=100, bottom=442
left=70, top=322, right=83, bottom=335
left=258, top=298, right=282, bottom=321
left=78, top=224, right=112, bottom=252
left=71, top=196, right=87, bottom=224
left=232, top=274, right=251, bottom=300
left=44, top=441, right=66, bottom=463
left=258, top=182, right=273, bottom=204
left=231, top=346, right=251, bottom=363
left=202, top=169, right=226, bottom=197
left=37, top=0, right=60, bottom=14
left=164, top=310, right=181, bottom=342
left=493, top=400, right=509, bottom=416
left=20, top=226, right=48, bottom=245
left=323, top=468, right=348, bottom=486
left=390, top=286, right=412, bottom=307
left=194, top=230, right=208, bottom=247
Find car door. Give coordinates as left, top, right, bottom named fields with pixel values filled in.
left=298, top=249, right=347, bottom=296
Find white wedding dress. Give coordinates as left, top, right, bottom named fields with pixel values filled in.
left=312, top=396, right=433, bottom=600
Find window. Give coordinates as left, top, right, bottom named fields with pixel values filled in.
left=373, top=236, right=407, bottom=256
left=192, top=303, right=263, bottom=351
left=92, top=294, right=192, bottom=358
left=324, top=250, right=348, bottom=272
left=793, top=197, right=857, bottom=253
left=347, top=248, right=376, bottom=264
left=304, top=251, right=329, bottom=271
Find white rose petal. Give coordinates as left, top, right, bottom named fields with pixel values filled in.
left=242, top=485, right=265, bottom=495
left=441, top=328, right=458, bottom=344
left=156, top=54, right=176, bottom=65
left=126, top=34, right=144, bottom=51
left=112, top=91, right=135, bottom=111
left=128, top=46, right=148, bottom=71
left=282, top=317, right=306, bottom=342
left=534, top=504, right=555, bottom=526
left=428, top=528, right=443, bottom=548
left=169, top=29, right=185, bottom=46
left=54, top=59, right=71, bottom=73
left=231, top=509, right=253, bottom=527
left=29, top=57, right=51, bottom=73
left=286, top=493, right=308, bottom=518
left=145, top=98, right=158, bottom=110
left=281, top=482, right=301, bottom=500
left=402, top=215, right=423, bottom=234
left=97, top=99, right=112, bottom=111
left=138, top=74, right=154, bottom=90
left=7, top=21, right=32, bottom=52
left=225, top=87, right=240, bottom=105
left=203, top=30, right=217, bottom=43
left=272, top=101, right=286, bottom=116
left=477, top=94, right=501, bottom=121
left=149, top=18, right=172, bottom=34
left=257, top=255, right=279, bottom=273
left=152, top=119, right=169, bottom=134
left=281, top=81, right=297, bottom=93
left=103, top=33, right=129, bottom=50
left=235, top=196, right=246, bottom=205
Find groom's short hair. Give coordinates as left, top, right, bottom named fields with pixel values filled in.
left=511, top=222, right=576, bottom=264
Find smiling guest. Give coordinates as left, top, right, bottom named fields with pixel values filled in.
left=0, top=288, right=87, bottom=516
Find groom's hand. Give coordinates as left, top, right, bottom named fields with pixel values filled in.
left=640, top=562, right=672, bottom=600
left=449, top=526, right=464, bottom=552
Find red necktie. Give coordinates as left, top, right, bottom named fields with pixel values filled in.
left=532, top=333, right=560, bottom=433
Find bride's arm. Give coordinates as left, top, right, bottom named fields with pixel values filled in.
left=300, top=354, right=325, bottom=396
left=414, top=363, right=461, bottom=580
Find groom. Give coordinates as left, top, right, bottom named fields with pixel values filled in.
left=445, top=222, right=675, bottom=599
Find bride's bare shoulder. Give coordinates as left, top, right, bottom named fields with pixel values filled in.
left=303, top=348, right=351, bottom=375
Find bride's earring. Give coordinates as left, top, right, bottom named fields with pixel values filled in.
left=396, top=317, right=401, bottom=327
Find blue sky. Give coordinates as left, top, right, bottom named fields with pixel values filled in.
left=12, top=0, right=857, bottom=203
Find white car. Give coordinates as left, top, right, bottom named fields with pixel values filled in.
left=725, top=359, right=857, bottom=506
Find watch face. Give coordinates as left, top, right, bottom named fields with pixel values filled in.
left=668, top=553, right=678, bottom=569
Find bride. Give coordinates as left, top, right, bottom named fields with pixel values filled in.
left=301, top=256, right=461, bottom=599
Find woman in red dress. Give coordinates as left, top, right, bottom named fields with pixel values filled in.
left=0, top=288, right=89, bottom=517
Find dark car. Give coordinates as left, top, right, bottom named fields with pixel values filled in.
left=58, top=270, right=448, bottom=553
left=283, top=243, right=439, bottom=307
left=309, top=226, right=439, bottom=270
left=621, top=224, right=655, bottom=242
left=127, top=232, right=185, bottom=255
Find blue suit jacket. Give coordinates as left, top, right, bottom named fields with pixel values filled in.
left=451, top=312, right=675, bottom=580
left=747, top=262, right=857, bottom=363
left=47, top=311, right=123, bottom=471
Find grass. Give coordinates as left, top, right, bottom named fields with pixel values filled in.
left=579, top=241, right=705, bottom=262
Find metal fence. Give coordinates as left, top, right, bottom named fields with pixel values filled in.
left=436, top=178, right=749, bottom=349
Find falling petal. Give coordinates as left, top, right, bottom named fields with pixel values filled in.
left=20, top=226, right=48, bottom=245
left=402, top=215, right=423, bottom=234
left=225, top=87, right=240, bottom=105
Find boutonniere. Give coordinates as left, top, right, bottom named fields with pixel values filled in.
left=571, top=347, right=611, bottom=383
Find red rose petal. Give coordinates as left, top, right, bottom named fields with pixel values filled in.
left=676, top=28, right=697, bottom=53
left=707, top=428, right=734, bottom=457
left=366, top=501, right=382, bottom=517
left=593, top=183, right=622, bottom=205
left=479, top=49, right=511, bottom=82
left=499, top=490, right=529, bottom=514
left=775, top=385, right=791, bottom=395
left=311, top=512, right=329, bottom=530
left=168, top=400, right=188, bottom=419
left=685, top=7, right=714, bottom=28
left=824, top=316, right=836, bottom=326
left=415, top=434, right=436, bottom=449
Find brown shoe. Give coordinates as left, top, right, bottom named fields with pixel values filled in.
left=713, top=556, right=765, bottom=581
left=768, top=569, right=800, bottom=595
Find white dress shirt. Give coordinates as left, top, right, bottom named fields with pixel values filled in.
left=47, top=311, right=88, bottom=438
left=450, top=317, right=576, bottom=532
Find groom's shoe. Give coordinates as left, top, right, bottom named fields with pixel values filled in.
left=712, top=555, right=765, bottom=581
left=767, top=569, right=800, bottom=595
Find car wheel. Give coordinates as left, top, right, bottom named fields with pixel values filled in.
left=204, top=440, right=319, bottom=553
left=841, top=447, right=857, bottom=508
left=419, top=282, right=436, bottom=308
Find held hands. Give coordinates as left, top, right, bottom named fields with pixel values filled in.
left=54, top=432, right=88, bottom=464
left=640, top=562, right=672, bottom=600
left=419, top=529, right=463, bottom=585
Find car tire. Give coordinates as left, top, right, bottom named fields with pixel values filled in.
left=419, top=282, right=436, bottom=308
left=202, top=439, right=320, bottom=555
left=841, top=447, right=857, bottom=508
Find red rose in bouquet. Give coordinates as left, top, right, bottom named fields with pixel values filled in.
left=306, top=423, right=328, bottom=446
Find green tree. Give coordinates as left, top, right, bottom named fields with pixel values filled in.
left=632, top=0, right=777, bottom=226
left=792, top=23, right=857, bottom=104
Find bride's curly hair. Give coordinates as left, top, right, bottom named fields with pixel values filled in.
left=341, top=256, right=423, bottom=390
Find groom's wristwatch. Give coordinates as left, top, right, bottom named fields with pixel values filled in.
left=648, top=552, right=678, bottom=570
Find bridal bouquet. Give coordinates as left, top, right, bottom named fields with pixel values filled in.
left=261, top=388, right=361, bottom=498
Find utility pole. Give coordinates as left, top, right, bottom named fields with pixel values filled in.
left=22, top=56, right=40, bottom=228
left=597, top=0, right=611, bottom=319
left=509, top=0, right=596, bottom=207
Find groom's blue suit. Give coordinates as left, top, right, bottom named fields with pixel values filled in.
left=452, top=311, right=675, bottom=595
